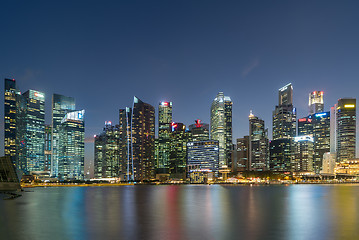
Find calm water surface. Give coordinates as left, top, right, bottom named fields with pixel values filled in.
left=1, top=184, right=359, bottom=240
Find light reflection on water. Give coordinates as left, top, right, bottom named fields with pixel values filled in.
left=1, top=184, right=359, bottom=240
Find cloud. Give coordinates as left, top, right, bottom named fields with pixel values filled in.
left=241, top=58, right=260, bottom=77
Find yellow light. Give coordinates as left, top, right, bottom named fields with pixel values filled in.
left=344, top=104, right=355, bottom=108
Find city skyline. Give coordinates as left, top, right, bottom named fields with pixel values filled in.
left=2, top=1, right=359, bottom=168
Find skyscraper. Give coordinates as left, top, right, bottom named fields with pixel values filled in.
left=298, top=117, right=313, bottom=136
left=233, top=136, right=249, bottom=172
left=249, top=112, right=268, bottom=171
left=269, top=139, right=292, bottom=171
left=169, top=122, right=190, bottom=180
left=187, top=140, right=219, bottom=182
left=189, top=119, right=209, bottom=142
left=298, top=112, right=331, bottom=173
left=17, top=90, right=45, bottom=173
left=44, top=125, right=52, bottom=172
left=272, top=83, right=296, bottom=140
left=293, top=135, right=314, bottom=172
left=119, top=107, right=132, bottom=178
left=309, top=91, right=324, bottom=114
left=51, top=94, right=75, bottom=177
left=336, top=98, right=356, bottom=162
left=312, top=112, right=330, bottom=173
left=4, top=78, right=19, bottom=164
left=157, top=101, right=172, bottom=174
left=128, top=96, right=155, bottom=181
left=210, top=92, right=232, bottom=168
left=271, top=83, right=296, bottom=171
left=94, top=122, right=120, bottom=178
left=58, top=110, right=85, bottom=180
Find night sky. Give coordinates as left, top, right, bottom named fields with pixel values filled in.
left=1, top=1, right=359, bottom=173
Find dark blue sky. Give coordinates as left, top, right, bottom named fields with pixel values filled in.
left=1, top=0, right=359, bottom=167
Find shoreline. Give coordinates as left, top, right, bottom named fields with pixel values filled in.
left=21, top=181, right=359, bottom=188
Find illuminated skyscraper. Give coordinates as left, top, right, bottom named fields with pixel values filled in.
left=298, top=112, right=331, bottom=173
left=4, top=78, right=19, bottom=164
left=169, top=122, right=190, bottom=180
left=210, top=92, right=232, bottom=168
left=233, top=136, right=249, bottom=172
left=189, top=119, right=209, bottom=142
left=18, top=90, right=45, bottom=173
left=312, top=112, right=330, bottom=173
left=249, top=112, right=268, bottom=171
left=269, top=139, right=292, bottom=171
left=124, top=96, right=155, bottom=181
left=94, top=133, right=105, bottom=178
left=94, top=122, right=120, bottom=178
left=336, top=98, right=356, bottom=162
left=309, top=91, right=324, bottom=114
left=44, top=125, right=52, bottom=172
left=119, top=108, right=132, bottom=177
left=273, top=83, right=296, bottom=140
left=157, top=101, right=172, bottom=174
left=58, top=110, right=85, bottom=180
left=271, top=83, right=296, bottom=171
left=298, top=117, right=313, bottom=136
left=293, top=135, right=314, bottom=172
left=51, top=94, right=75, bottom=177
left=187, top=140, right=219, bottom=182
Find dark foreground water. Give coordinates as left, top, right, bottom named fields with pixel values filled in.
left=1, top=184, right=359, bottom=240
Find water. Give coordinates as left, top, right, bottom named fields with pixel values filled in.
left=1, top=184, right=359, bottom=240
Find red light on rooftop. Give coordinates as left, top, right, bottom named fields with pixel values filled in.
left=195, top=119, right=203, bottom=128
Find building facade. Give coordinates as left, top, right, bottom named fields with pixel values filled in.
left=51, top=94, right=76, bottom=177
left=169, top=122, right=190, bottom=180
left=336, top=98, right=356, bottom=162
left=157, top=101, right=172, bottom=174
left=309, top=91, right=324, bottom=114
left=17, top=90, right=46, bottom=174
left=233, top=136, right=249, bottom=172
left=210, top=92, right=232, bottom=168
left=293, top=135, right=314, bottom=172
left=189, top=119, right=209, bottom=142
left=94, top=122, right=121, bottom=179
left=249, top=112, right=268, bottom=171
left=272, top=83, right=296, bottom=140
left=4, top=78, right=19, bottom=164
left=58, top=110, right=85, bottom=180
left=44, top=125, right=52, bottom=172
left=187, top=140, right=219, bottom=182
left=124, top=96, right=155, bottom=181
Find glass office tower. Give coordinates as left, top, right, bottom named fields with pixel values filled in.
left=336, top=98, right=356, bottom=162
left=249, top=112, right=268, bottom=171
left=94, top=122, right=120, bottom=178
left=293, top=135, right=314, bottom=172
left=189, top=119, right=209, bottom=142
left=210, top=92, right=232, bottom=168
left=51, top=94, right=75, bottom=177
left=127, top=96, right=155, bottom=181
left=309, top=91, right=324, bottom=114
left=157, top=101, right=172, bottom=174
left=18, top=90, right=45, bottom=173
left=44, top=125, right=52, bottom=171
left=4, top=78, right=19, bottom=164
left=58, top=110, right=85, bottom=180
left=271, top=83, right=296, bottom=171
left=169, top=122, right=191, bottom=180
